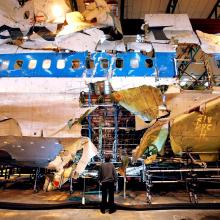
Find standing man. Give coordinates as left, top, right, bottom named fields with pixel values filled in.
left=98, top=154, right=117, bottom=214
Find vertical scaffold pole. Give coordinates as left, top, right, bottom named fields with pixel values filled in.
left=113, top=104, right=119, bottom=162
left=88, top=85, right=92, bottom=140
left=98, top=124, right=103, bottom=160
left=88, top=84, right=93, bottom=162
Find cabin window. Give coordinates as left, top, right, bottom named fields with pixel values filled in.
left=86, top=58, right=94, bottom=69
left=72, top=60, right=80, bottom=69
left=57, top=59, right=65, bottom=69
left=101, top=59, right=109, bottom=69
left=145, top=59, right=153, bottom=68
left=14, top=60, right=23, bottom=69
left=116, top=58, right=123, bottom=68
left=28, top=60, right=37, bottom=69
left=0, top=60, right=9, bottom=70
left=130, top=58, right=139, bottom=68
left=217, top=60, right=220, bottom=68
left=42, top=59, right=51, bottom=69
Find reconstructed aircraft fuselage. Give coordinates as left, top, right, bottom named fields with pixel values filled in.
left=0, top=0, right=220, bottom=189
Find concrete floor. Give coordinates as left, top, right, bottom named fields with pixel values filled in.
left=0, top=209, right=220, bottom=220
left=0, top=178, right=220, bottom=219
left=0, top=189, right=220, bottom=205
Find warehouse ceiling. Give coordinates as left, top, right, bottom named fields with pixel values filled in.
left=123, top=0, right=219, bottom=19
left=76, top=0, right=220, bottom=19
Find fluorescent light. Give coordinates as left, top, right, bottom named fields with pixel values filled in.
left=52, top=5, right=63, bottom=18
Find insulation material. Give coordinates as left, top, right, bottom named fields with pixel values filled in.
left=33, top=0, right=71, bottom=23
left=118, top=155, right=129, bottom=177
left=74, top=138, right=97, bottom=176
left=82, top=0, right=113, bottom=26
left=197, top=31, right=220, bottom=54
left=132, top=120, right=169, bottom=162
left=58, top=12, right=93, bottom=35
left=135, top=115, right=149, bottom=131
left=112, top=85, right=163, bottom=121
left=58, top=137, right=97, bottom=177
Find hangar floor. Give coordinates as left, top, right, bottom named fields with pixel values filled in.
left=0, top=188, right=219, bottom=206
left=0, top=209, right=220, bottom=220
left=0, top=179, right=220, bottom=219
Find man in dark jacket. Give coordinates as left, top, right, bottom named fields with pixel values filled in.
left=98, top=154, right=117, bottom=214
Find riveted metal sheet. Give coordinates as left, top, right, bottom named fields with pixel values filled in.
left=113, top=52, right=156, bottom=77
left=0, top=52, right=88, bottom=77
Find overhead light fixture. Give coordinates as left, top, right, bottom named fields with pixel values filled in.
left=52, top=5, right=63, bottom=18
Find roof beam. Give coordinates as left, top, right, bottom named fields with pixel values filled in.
left=166, top=0, right=178, bottom=13
left=121, top=19, right=220, bottom=35
left=72, top=0, right=78, bottom=11
left=208, top=0, right=220, bottom=19
left=120, top=0, right=125, bottom=21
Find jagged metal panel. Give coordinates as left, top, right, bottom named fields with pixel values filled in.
left=155, top=52, right=176, bottom=77
left=0, top=52, right=88, bottom=77
left=170, top=97, right=220, bottom=161
left=112, top=85, right=163, bottom=121
left=0, top=136, right=62, bottom=167
left=197, top=31, right=220, bottom=54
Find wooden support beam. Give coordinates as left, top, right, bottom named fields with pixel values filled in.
left=73, top=0, right=78, bottom=11
left=166, top=0, right=178, bottom=13
left=208, top=0, right=220, bottom=19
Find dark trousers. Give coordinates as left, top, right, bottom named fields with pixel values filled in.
left=101, top=182, right=115, bottom=211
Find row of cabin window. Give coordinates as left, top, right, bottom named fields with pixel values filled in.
left=0, top=58, right=154, bottom=71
